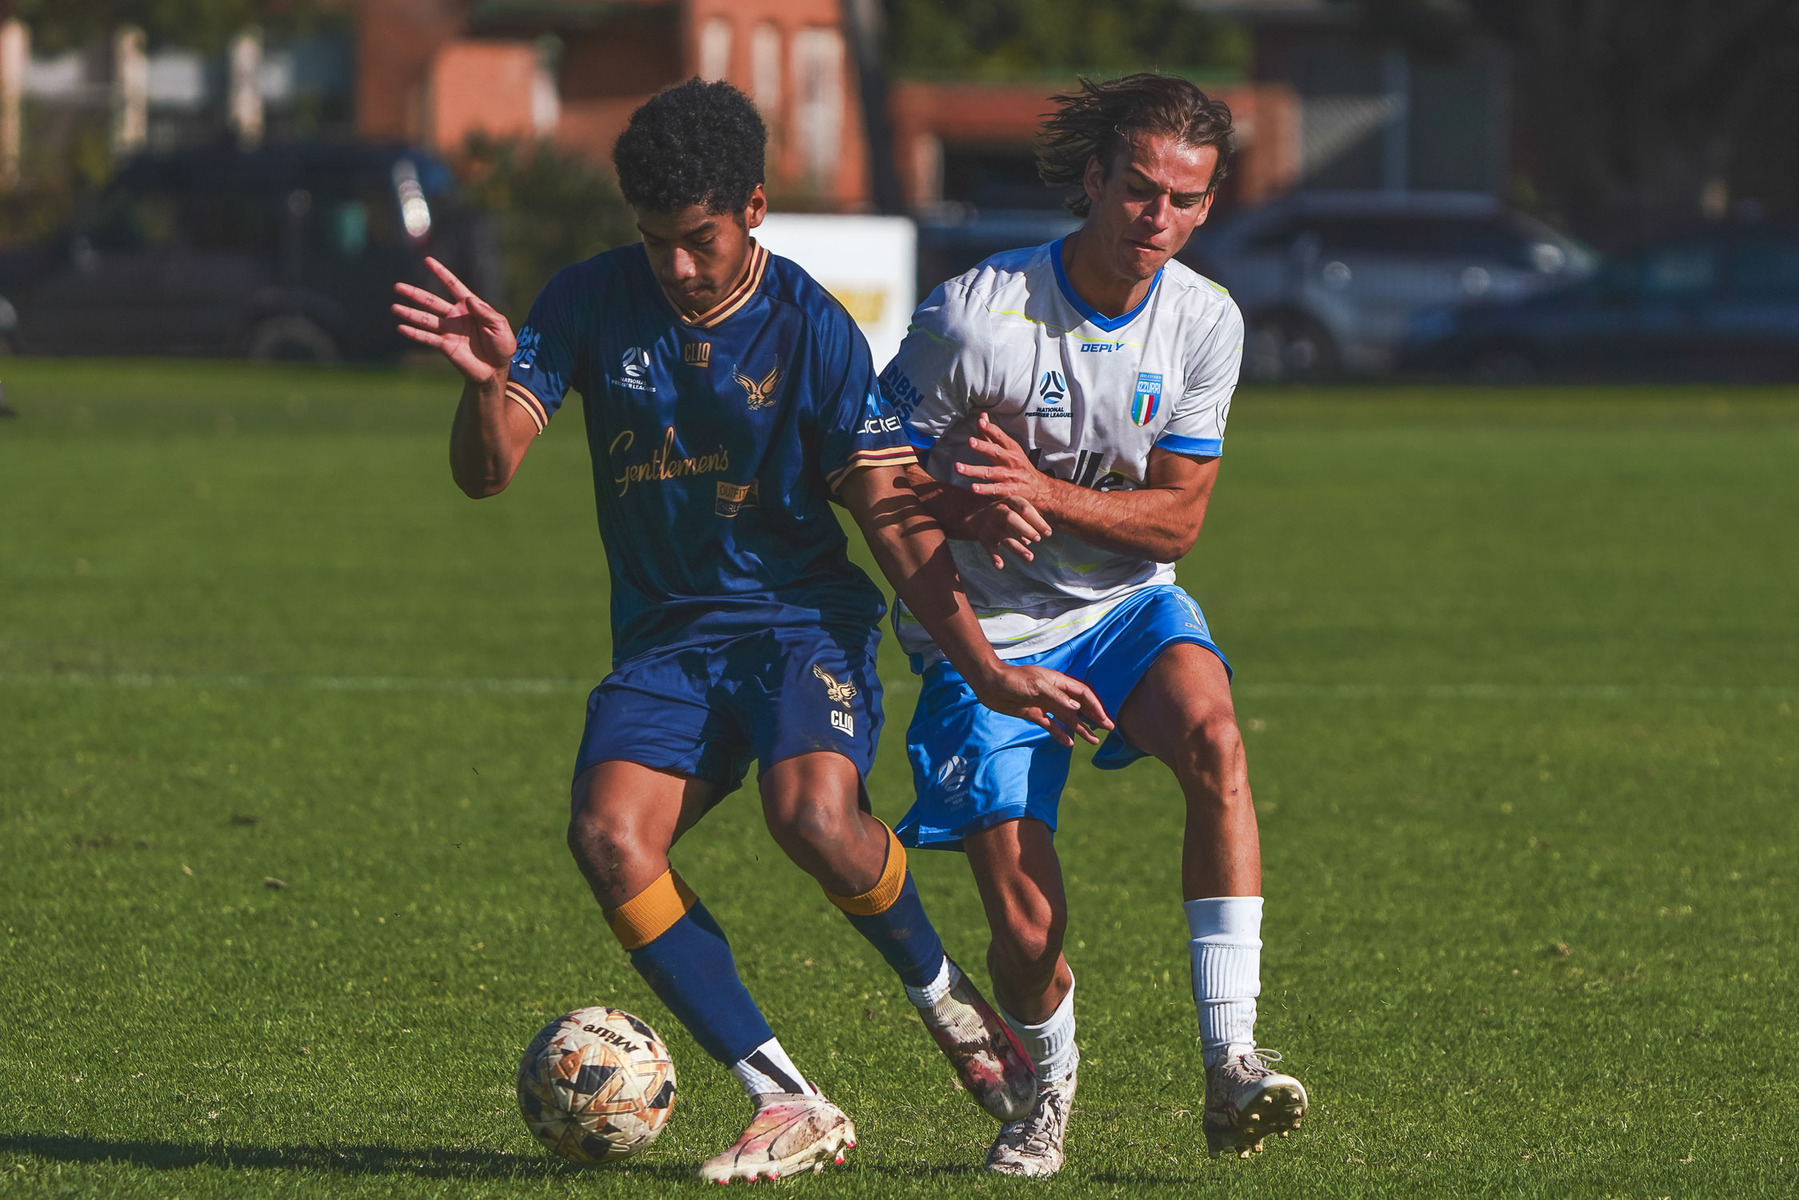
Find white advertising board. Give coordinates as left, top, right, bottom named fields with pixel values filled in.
left=754, top=214, right=916, bottom=370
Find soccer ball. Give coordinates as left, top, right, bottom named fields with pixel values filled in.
left=517, top=1006, right=677, bottom=1164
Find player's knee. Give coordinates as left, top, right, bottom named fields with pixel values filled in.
left=1174, top=711, right=1248, bottom=794
left=566, top=805, right=640, bottom=891
left=763, top=791, right=855, bottom=856
left=991, top=894, right=1066, bottom=975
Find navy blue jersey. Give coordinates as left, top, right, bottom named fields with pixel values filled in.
left=504, top=240, right=915, bottom=667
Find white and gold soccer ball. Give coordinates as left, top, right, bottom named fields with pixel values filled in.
left=517, top=1006, right=677, bottom=1164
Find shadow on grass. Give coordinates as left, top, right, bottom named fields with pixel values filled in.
left=0, top=1133, right=693, bottom=1181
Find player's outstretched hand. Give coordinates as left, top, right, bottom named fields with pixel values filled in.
left=391, top=257, right=516, bottom=383
left=957, top=413, right=1056, bottom=510
left=968, top=496, right=1051, bottom=570
left=974, top=664, right=1113, bottom=748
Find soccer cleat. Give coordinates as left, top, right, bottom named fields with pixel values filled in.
left=1203, top=1048, right=1307, bottom=1158
left=986, top=1048, right=1077, bottom=1177
left=914, top=960, right=1037, bottom=1122
left=694, top=1091, right=856, bottom=1184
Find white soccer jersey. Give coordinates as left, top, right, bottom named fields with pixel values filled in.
left=880, top=238, right=1244, bottom=661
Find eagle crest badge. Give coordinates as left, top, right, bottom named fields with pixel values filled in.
left=812, top=663, right=857, bottom=707
left=731, top=359, right=782, bottom=410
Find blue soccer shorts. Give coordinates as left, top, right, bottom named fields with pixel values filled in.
left=896, top=584, right=1229, bottom=850
left=574, top=624, right=884, bottom=798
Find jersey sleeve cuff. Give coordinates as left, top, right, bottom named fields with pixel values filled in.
left=825, top=445, right=919, bottom=490
left=504, top=380, right=549, bottom=434
left=1155, top=432, right=1222, bottom=458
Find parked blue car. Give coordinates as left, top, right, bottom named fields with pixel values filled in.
left=1404, top=228, right=1799, bottom=380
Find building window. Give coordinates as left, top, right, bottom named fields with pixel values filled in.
left=750, top=23, right=781, bottom=115
left=699, top=17, right=732, bottom=82
left=791, top=28, right=843, bottom=186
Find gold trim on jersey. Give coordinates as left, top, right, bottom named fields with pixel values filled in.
left=826, top=445, right=918, bottom=490
left=668, top=241, right=769, bottom=329
left=504, top=381, right=549, bottom=433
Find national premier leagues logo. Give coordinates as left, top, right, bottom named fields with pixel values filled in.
left=1131, top=372, right=1163, bottom=426
left=619, top=347, right=653, bottom=391
left=1038, top=370, right=1066, bottom=403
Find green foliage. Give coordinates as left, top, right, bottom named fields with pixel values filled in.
left=457, top=135, right=638, bottom=319
left=2, top=365, right=1798, bottom=1195
left=13, top=0, right=349, bottom=53
left=885, top=0, right=1250, bottom=81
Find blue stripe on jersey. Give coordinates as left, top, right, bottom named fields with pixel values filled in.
left=1156, top=432, right=1223, bottom=458
left=1050, top=237, right=1164, bottom=333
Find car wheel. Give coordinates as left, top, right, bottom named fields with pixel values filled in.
left=1244, top=312, right=1340, bottom=383
left=244, top=315, right=339, bottom=364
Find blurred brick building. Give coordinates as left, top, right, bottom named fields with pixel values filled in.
left=353, top=0, right=1299, bottom=212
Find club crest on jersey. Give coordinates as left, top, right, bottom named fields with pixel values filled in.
left=813, top=663, right=857, bottom=708
left=1131, top=372, right=1163, bottom=425
left=732, top=359, right=782, bottom=410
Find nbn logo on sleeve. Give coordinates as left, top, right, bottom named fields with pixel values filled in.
left=1131, top=372, right=1163, bottom=425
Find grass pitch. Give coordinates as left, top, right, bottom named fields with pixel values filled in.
left=2, top=361, right=1795, bottom=1197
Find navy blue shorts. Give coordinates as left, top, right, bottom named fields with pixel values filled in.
left=897, top=585, right=1228, bottom=850
left=574, top=624, right=884, bottom=797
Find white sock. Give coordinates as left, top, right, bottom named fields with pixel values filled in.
left=729, top=1037, right=816, bottom=1098
left=1185, top=896, right=1262, bottom=1067
left=904, top=954, right=955, bottom=1008
left=999, top=975, right=1078, bottom=1084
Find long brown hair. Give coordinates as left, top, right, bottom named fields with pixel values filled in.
left=1037, top=74, right=1236, bottom=217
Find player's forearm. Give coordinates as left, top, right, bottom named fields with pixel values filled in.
left=903, top=464, right=990, bottom=540
left=449, top=373, right=522, bottom=498
left=850, top=472, right=1006, bottom=690
left=1036, top=479, right=1204, bottom=562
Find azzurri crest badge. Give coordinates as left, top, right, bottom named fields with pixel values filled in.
left=1131, top=372, right=1163, bottom=426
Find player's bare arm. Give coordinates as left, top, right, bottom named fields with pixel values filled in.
left=391, top=256, right=536, bottom=498
left=837, top=463, right=1111, bottom=746
left=902, top=462, right=1051, bottom=569
left=957, top=412, right=1217, bottom=561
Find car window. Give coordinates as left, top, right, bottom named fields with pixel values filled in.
left=1637, top=243, right=1718, bottom=297
left=181, top=187, right=283, bottom=257
left=1727, top=239, right=1799, bottom=298
left=86, top=189, right=183, bottom=254
left=1308, top=216, right=1534, bottom=266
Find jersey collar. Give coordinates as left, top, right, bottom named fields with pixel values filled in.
left=1050, top=236, right=1163, bottom=333
left=662, top=240, right=769, bottom=329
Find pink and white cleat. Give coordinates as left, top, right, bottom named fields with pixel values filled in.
left=695, top=1091, right=856, bottom=1184
left=915, top=960, right=1037, bottom=1123
left=1203, top=1048, right=1307, bottom=1158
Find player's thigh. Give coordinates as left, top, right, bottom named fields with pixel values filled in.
left=963, top=817, right=1068, bottom=953
left=1115, top=641, right=1241, bottom=771
left=571, top=760, right=718, bottom=847
left=757, top=750, right=865, bottom=836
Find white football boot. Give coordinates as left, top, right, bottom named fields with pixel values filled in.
left=1203, top=1048, right=1307, bottom=1158
left=985, top=1047, right=1077, bottom=1177
left=695, top=1091, right=856, bottom=1184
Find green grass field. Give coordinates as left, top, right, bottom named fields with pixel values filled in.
left=2, top=361, right=1795, bottom=1197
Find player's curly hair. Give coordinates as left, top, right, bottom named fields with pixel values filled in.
left=1037, top=74, right=1236, bottom=217
left=613, top=78, right=766, bottom=216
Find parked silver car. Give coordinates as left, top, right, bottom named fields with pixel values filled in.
left=1189, top=192, right=1595, bottom=381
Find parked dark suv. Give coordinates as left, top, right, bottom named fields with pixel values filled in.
left=0, top=143, right=496, bottom=361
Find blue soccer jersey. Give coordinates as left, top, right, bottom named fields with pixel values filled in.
left=504, top=240, right=915, bottom=666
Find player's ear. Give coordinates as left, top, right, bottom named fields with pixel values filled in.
left=743, top=185, right=767, bottom=230
left=1082, top=156, right=1106, bottom=208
